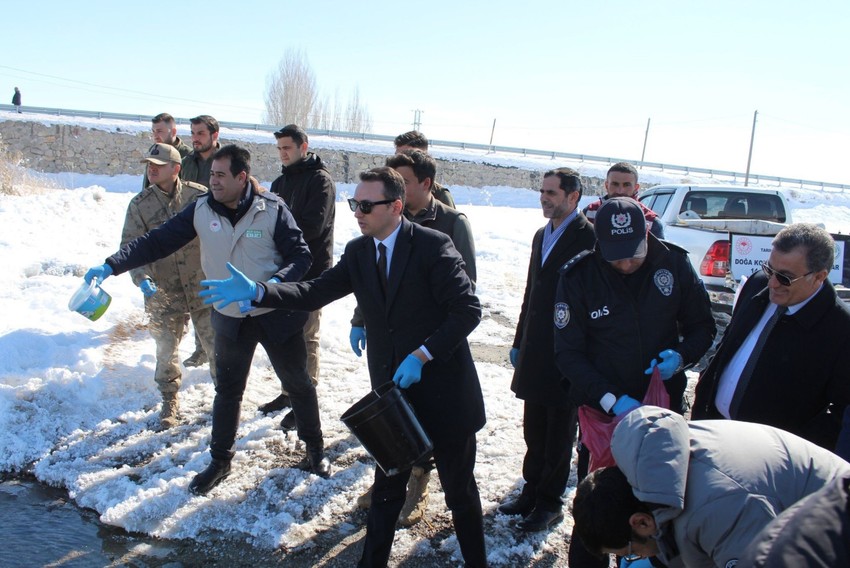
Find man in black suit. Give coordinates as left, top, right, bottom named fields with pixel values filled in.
left=693, top=223, right=850, bottom=449
left=199, top=167, right=488, bottom=567
left=498, top=167, right=596, bottom=532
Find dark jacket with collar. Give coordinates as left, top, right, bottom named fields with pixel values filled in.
left=405, top=196, right=476, bottom=288
left=270, top=152, right=336, bottom=280
left=257, top=218, right=485, bottom=442
left=692, top=272, right=850, bottom=447
left=554, top=235, right=715, bottom=412
left=511, top=212, right=596, bottom=406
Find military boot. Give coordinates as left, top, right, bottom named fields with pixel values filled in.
left=398, top=466, right=430, bottom=527
left=183, top=347, right=208, bottom=368
left=356, top=485, right=373, bottom=509
left=159, top=392, right=179, bottom=429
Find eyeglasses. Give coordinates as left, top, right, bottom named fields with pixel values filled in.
left=621, top=541, right=643, bottom=565
left=761, top=261, right=813, bottom=287
left=348, top=198, right=395, bottom=214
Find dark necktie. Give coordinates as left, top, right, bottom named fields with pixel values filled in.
left=729, top=304, right=787, bottom=417
left=377, top=242, right=388, bottom=294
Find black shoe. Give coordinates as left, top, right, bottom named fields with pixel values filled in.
left=516, top=507, right=564, bottom=532
left=259, top=394, right=291, bottom=414
left=183, top=350, right=208, bottom=368
left=498, top=493, right=535, bottom=516
left=188, top=459, right=232, bottom=496
left=297, top=445, right=331, bottom=478
left=280, top=410, right=297, bottom=431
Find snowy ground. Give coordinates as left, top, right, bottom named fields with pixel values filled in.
left=1, top=122, right=849, bottom=565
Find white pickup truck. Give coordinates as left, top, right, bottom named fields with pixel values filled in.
left=637, top=184, right=793, bottom=313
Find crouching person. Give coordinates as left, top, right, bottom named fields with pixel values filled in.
left=571, top=406, right=850, bottom=568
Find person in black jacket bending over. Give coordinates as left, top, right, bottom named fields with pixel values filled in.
left=199, top=167, right=488, bottom=568
left=260, top=124, right=337, bottom=428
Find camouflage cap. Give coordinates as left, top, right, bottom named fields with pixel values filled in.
left=141, top=143, right=181, bottom=165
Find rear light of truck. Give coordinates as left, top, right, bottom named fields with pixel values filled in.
left=700, top=240, right=730, bottom=277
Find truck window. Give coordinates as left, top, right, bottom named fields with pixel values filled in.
left=678, top=192, right=786, bottom=222
left=639, top=192, right=674, bottom=215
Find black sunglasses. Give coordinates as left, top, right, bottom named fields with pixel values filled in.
left=348, top=198, right=395, bottom=214
left=761, top=261, right=813, bottom=287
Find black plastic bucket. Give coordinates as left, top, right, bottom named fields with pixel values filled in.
left=341, top=382, right=433, bottom=476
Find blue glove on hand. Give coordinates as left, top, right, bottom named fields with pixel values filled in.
left=140, top=279, right=157, bottom=297
left=349, top=327, right=367, bottom=357
left=393, top=354, right=424, bottom=389
left=84, top=263, right=113, bottom=284
left=612, top=395, right=641, bottom=417
left=620, top=557, right=653, bottom=568
left=199, top=262, right=258, bottom=309
left=509, top=347, right=520, bottom=368
left=645, top=349, right=683, bottom=380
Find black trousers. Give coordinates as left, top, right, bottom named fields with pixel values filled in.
left=520, top=401, right=579, bottom=513
left=358, top=434, right=487, bottom=568
left=209, top=317, right=322, bottom=461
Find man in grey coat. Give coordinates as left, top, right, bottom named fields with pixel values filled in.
left=571, top=406, right=850, bottom=568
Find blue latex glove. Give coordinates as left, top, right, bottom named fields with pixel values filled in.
left=392, top=354, right=424, bottom=389
left=140, top=279, right=157, bottom=297
left=645, top=349, right=683, bottom=380
left=620, top=557, right=653, bottom=568
left=349, top=327, right=367, bottom=357
left=612, top=395, right=641, bottom=417
left=509, top=347, right=520, bottom=368
left=199, top=262, right=258, bottom=309
left=84, top=263, right=113, bottom=284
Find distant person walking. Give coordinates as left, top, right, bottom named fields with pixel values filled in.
left=12, top=87, right=21, bottom=113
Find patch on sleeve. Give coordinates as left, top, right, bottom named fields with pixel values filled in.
left=725, top=561, right=738, bottom=568
left=554, top=302, right=570, bottom=329
left=653, top=269, right=674, bottom=296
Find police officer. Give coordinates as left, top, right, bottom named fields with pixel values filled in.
left=553, top=196, right=715, bottom=567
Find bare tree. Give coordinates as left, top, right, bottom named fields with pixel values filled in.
left=263, top=49, right=318, bottom=127
left=263, top=49, right=372, bottom=133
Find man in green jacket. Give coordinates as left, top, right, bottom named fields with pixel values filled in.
left=180, top=114, right=221, bottom=367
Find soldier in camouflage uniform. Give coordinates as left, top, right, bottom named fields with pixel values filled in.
left=122, top=143, right=215, bottom=428
left=142, top=113, right=192, bottom=189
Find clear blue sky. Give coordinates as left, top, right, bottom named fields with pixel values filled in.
left=2, top=0, right=849, bottom=184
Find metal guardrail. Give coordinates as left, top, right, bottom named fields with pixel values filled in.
left=2, top=104, right=847, bottom=192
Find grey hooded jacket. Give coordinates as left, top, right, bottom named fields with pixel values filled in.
left=611, top=407, right=850, bottom=568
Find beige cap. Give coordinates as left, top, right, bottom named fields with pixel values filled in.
left=141, top=143, right=181, bottom=165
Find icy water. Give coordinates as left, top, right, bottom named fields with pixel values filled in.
left=0, top=478, right=184, bottom=567
left=0, top=478, right=353, bottom=567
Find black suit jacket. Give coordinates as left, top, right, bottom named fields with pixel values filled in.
left=510, top=213, right=596, bottom=406
left=258, top=218, right=486, bottom=442
left=693, top=272, right=850, bottom=447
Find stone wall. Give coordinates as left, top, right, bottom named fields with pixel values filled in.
left=0, top=119, right=605, bottom=194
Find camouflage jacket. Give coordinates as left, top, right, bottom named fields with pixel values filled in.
left=120, top=179, right=208, bottom=315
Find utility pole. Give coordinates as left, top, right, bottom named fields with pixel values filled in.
left=412, top=109, right=423, bottom=131
left=744, top=110, right=758, bottom=187
left=640, top=117, right=651, bottom=165
left=488, top=118, right=497, bottom=148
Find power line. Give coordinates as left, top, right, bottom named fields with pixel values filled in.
left=0, top=65, right=263, bottom=114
